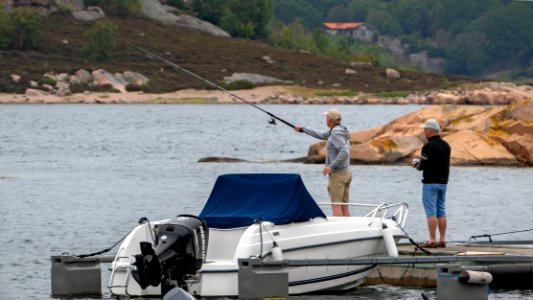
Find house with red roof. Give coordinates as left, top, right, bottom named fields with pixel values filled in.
left=323, top=22, right=377, bottom=43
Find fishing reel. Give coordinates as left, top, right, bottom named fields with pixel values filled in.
left=268, top=117, right=277, bottom=125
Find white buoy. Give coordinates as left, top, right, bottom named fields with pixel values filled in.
left=382, top=227, right=399, bottom=257
left=460, top=270, right=493, bottom=285
left=271, top=241, right=284, bottom=261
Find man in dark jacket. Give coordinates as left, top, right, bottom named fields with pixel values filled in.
left=412, top=119, right=451, bottom=248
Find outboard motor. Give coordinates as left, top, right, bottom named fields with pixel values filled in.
left=132, top=215, right=208, bottom=295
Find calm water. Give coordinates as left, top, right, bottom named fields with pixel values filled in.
left=1, top=104, right=532, bottom=300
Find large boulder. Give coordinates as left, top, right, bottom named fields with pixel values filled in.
left=139, top=0, right=230, bottom=37
left=92, top=69, right=127, bottom=93
left=69, top=69, right=92, bottom=85
left=120, top=71, right=149, bottom=88
left=71, top=6, right=105, bottom=21
left=305, top=99, right=533, bottom=166
left=445, top=130, right=517, bottom=165
left=223, top=73, right=292, bottom=85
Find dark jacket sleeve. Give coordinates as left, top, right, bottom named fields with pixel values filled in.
left=417, top=144, right=430, bottom=171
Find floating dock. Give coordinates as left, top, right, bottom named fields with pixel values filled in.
left=51, top=241, right=533, bottom=298
left=363, top=242, right=533, bottom=288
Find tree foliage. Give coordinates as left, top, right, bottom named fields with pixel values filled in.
left=191, top=0, right=224, bottom=24
left=190, top=0, right=271, bottom=39
left=0, top=6, right=12, bottom=49
left=0, top=7, right=41, bottom=50
left=270, top=0, right=533, bottom=77
left=81, top=21, right=118, bottom=61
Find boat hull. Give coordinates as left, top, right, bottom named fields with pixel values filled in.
left=188, top=218, right=395, bottom=296
left=109, top=216, right=404, bottom=297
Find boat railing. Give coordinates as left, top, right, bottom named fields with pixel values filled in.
left=317, top=202, right=409, bottom=228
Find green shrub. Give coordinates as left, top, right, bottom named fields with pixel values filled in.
left=69, top=83, right=87, bottom=94
left=1, top=86, right=26, bottom=94
left=81, top=21, right=118, bottom=61
left=222, top=80, right=254, bottom=90
left=0, top=6, right=12, bottom=49
left=167, top=0, right=187, bottom=10
left=40, top=76, right=57, bottom=86
left=8, top=7, right=41, bottom=50
left=83, top=0, right=140, bottom=16
left=125, top=84, right=144, bottom=92
left=54, top=1, right=77, bottom=14
left=352, top=52, right=378, bottom=65
left=315, top=90, right=357, bottom=97
left=91, top=84, right=121, bottom=93
left=373, top=91, right=410, bottom=98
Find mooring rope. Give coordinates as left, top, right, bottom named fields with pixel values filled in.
left=399, top=226, right=432, bottom=255
left=72, top=217, right=148, bottom=258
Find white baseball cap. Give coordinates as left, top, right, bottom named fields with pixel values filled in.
left=420, top=119, right=440, bottom=131
left=323, top=108, right=341, bottom=121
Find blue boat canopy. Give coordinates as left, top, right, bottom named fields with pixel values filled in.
left=199, top=173, right=326, bottom=229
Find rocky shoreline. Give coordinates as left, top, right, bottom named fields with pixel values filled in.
left=0, top=82, right=531, bottom=105
left=200, top=98, right=533, bottom=167
left=2, top=82, right=531, bottom=167
left=306, top=99, right=533, bottom=166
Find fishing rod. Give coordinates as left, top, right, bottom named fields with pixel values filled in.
left=469, top=228, right=533, bottom=243
left=118, top=37, right=297, bottom=130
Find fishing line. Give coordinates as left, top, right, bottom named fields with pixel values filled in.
left=469, top=228, right=533, bottom=242
left=103, top=22, right=299, bottom=130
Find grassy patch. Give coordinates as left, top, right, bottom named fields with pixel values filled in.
left=315, top=90, right=357, bottom=97
left=373, top=91, right=410, bottom=98
left=149, top=97, right=216, bottom=104
left=284, top=86, right=322, bottom=96
left=40, top=76, right=57, bottom=86
left=1, top=86, right=26, bottom=93
left=283, top=86, right=358, bottom=97
left=91, top=84, right=121, bottom=93
left=221, top=80, right=254, bottom=90
left=438, top=79, right=463, bottom=90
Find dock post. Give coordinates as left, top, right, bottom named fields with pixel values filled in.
left=437, top=264, right=491, bottom=300
left=51, top=254, right=115, bottom=296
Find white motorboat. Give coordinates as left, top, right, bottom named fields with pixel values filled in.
left=108, top=173, right=408, bottom=297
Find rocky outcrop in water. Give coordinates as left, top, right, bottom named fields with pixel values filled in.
left=306, top=99, right=533, bottom=166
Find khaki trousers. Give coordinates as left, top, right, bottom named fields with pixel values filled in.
left=328, top=169, right=352, bottom=203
